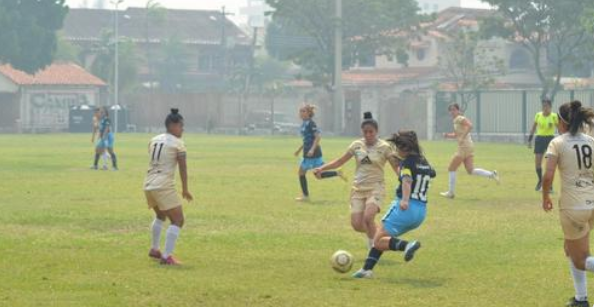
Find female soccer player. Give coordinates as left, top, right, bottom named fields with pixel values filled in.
left=294, top=104, right=345, bottom=202
left=528, top=98, right=558, bottom=191
left=542, top=101, right=594, bottom=307
left=352, top=130, right=436, bottom=278
left=93, top=107, right=118, bottom=170
left=314, top=112, right=398, bottom=249
left=91, top=107, right=109, bottom=170
left=440, top=103, right=498, bottom=199
left=144, top=108, right=194, bottom=265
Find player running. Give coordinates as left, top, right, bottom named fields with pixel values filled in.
left=440, top=103, right=498, bottom=199
left=542, top=101, right=594, bottom=307
left=528, top=98, right=558, bottom=191
left=144, top=108, right=193, bottom=266
left=352, top=130, right=436, bottom=279
left=314, top=112, right=398, bottom=249
left=294, top=104, right=346, bottom=202
left=92, top=107, right=118, bottom=171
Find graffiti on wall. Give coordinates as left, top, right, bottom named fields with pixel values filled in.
left=28, top=92, right=95, bottom=129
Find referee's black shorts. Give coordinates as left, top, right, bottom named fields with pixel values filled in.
left=534, top=135, right=555, bottom=154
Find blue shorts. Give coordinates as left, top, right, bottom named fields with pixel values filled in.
left=96, top=133, right=114, bottom=149
left=300, top=157, right=324, bottom=171
left=382, top=198, right=426, bottom=237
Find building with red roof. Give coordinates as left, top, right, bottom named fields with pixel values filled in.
left=0, top=62, right=106, bottom=132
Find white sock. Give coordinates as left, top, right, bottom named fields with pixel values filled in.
left=102, top=152, right=109, bottom=167
left=163, top=225, right=181, bottom=258
left=150, top=218, right=163, bottom=250
left=585, top=256, right=594, bottom=273
left=448, top=171, right=456, bottom=194
left=570, top=259, right=588, bottom=301
left=471, top=168, right=493, bottom=178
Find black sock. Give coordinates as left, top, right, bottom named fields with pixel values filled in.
left=389, top=237, right=408, bottom=251
left=299, top=175, right=309, bottom=196
left=320, top=171, right=338, bottom=179
left=110, top=153, right=117, bottom=168
left=536, top=167, right=542, bottom=183
left=93, top=154, right=100, bottom=167
left=363, top=248, right=383, bottom=271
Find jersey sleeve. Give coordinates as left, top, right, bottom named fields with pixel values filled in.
left=310, top=121, right=320, bottom=135
left=347, top=141, right=359, bottom=156
left=534, top=112, right=540, bottom=123
left=176, top=140, right=187, bottom=156
left=399, top=158, right=415, bottom=179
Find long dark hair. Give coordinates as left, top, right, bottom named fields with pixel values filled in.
left=558, top=100, right=594, bottom=136
left=361, top=112, right=378, bottom=130
left=165, top=108, right=184, bottom=128
left=387, top=130, right=424, bottom=159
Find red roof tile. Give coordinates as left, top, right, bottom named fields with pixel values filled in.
left=343, top=67, right=438, bottom=86
left=0, top=62, right=106, bottom=86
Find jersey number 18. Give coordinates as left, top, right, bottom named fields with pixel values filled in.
left=573, top=144, right=593, bottom=170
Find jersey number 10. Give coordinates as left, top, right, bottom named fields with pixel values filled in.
left=411, top=175, right=431, bottom=202
left=573, top=144, right=593, bottom=169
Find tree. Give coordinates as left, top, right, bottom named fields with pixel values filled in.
left=438, top=30, right=506, bottom=107
left=0, top=0, right=69, bottom=73
left=54, top=33, right=81, bottom=63
left=265, top=0, right=421, bottom=87
left=144, top=0, right=167, bottom=86
left=155, top=35, right=188, bottom=92
left=90, top=29, right=139, bottom=98
left=482, top=0, right=594, bottom=100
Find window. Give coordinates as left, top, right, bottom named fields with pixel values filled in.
left=416, top=49, right=426, bottom=61
left=509, top=48, right=531, bottom=70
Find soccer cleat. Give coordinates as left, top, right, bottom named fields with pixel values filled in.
left=112, top=167, right=119, bottom=171
left=160, top=255, right=182, bottom=266
left=565, top=297, right=589, bottom=307
left=148, top=249, right=162, bottom=260
left=440, top=191, right=455, bottom=199
left=295, top=196, right=310, bottom=202
left=91, top=165, right=98, bottom=170
left=337, top=169, right=348, bottom=183
left=352, top=269, right=373, bottom=279
left=404, top=241, right=421, bottom=262
left=492, top=170, right=500, bottom=184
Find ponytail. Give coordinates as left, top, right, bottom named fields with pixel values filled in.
left=558, top=100, right=594, bottom=136
left=361, top=112, right=379, bottom=130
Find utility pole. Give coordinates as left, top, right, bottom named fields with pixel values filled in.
left=332, top=0, right=344, bottom=135
left=111, top=0, right=124, bottom=134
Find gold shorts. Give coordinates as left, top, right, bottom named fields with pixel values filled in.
left=145, top=189, right=182, bottom=212
left=560, top=209, right=594, bottom=240
left=350, top=183, right=385, bottom=213
left=454, top=146, right=474, bottom=160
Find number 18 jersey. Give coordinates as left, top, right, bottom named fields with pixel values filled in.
left=396, top=155, right=436, bottom=203
left=144, top=133, right=187, bottom=191
left=546, top=133, right=594, bottom=210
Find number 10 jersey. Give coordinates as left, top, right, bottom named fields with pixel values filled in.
left=144, top=133, right=187, bottom=191
left=546, top=133, right=594, bottom=210
left=396, top=155, right=436, bottom=203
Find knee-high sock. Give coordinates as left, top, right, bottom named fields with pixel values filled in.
left=569, top=258, right=588, bottom=301
left=110, top=153, right=117, bottom=168
left=299, top=175, right=309, bottom=196
left=389, top=237, right=408, bottom=251
left=320, top=171, right=338, bottom=179
left=363, top=247, right=383, bottom=271
left=163, top=225, right=181, bottom=258
left=93, top=153, right=100, bottom=167
left=448, top=171, right=456, bottom=194
left=102, top=152, right=109, bottom=167
left=536, top=167, right=542, bottom=183
left=151, top=219, right=163, bottom=250
left=471, top=168, right=493, bottom=178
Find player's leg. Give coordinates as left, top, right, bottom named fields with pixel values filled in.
left=566, top=235, right=590, bottom=306
left=93, top=145, right=103, bottom=169
left=352, top=225, right=391, bottom=278
left=107, top=134, right=117, bottom=170
left=535, top=153, right=544, bottom=191
left=441, top=154, right=464, bottom=198
left=149, top=206, right=166, bottom=259
left=296, top=167, right=309, bottom=201
left=363, top=202, right=379, bottom=249
left=161, top=206, right=184, bottom=265
left=464, top=155, right=498, bottom=182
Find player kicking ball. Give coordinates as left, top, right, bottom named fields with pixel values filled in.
left=352, top=130, right=436, bottom=278
left=144, top=108, right=193, bottom=265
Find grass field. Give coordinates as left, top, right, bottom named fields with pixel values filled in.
left=0, top=133, right=578, bottom=307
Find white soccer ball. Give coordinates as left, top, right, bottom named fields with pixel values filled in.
left=330, top=250, right=354, bottom=273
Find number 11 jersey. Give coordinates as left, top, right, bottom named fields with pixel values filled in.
left=546, top=133, right=594, bottom=210
left=144, top=133, right=187, bottom=191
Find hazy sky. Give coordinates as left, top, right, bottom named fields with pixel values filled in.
left=68, top=0, right=492, bottom=17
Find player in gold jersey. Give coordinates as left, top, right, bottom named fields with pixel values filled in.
left=314, top=112, right=399, bottom=249
left=440, top=103, right=499, bottom=199
left=543, top=100, right=594, bottom=307
left=144, top=108, right=193, bottom=266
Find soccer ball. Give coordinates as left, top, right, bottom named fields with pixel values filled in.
left=330, top=250, right=354, bottom=273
